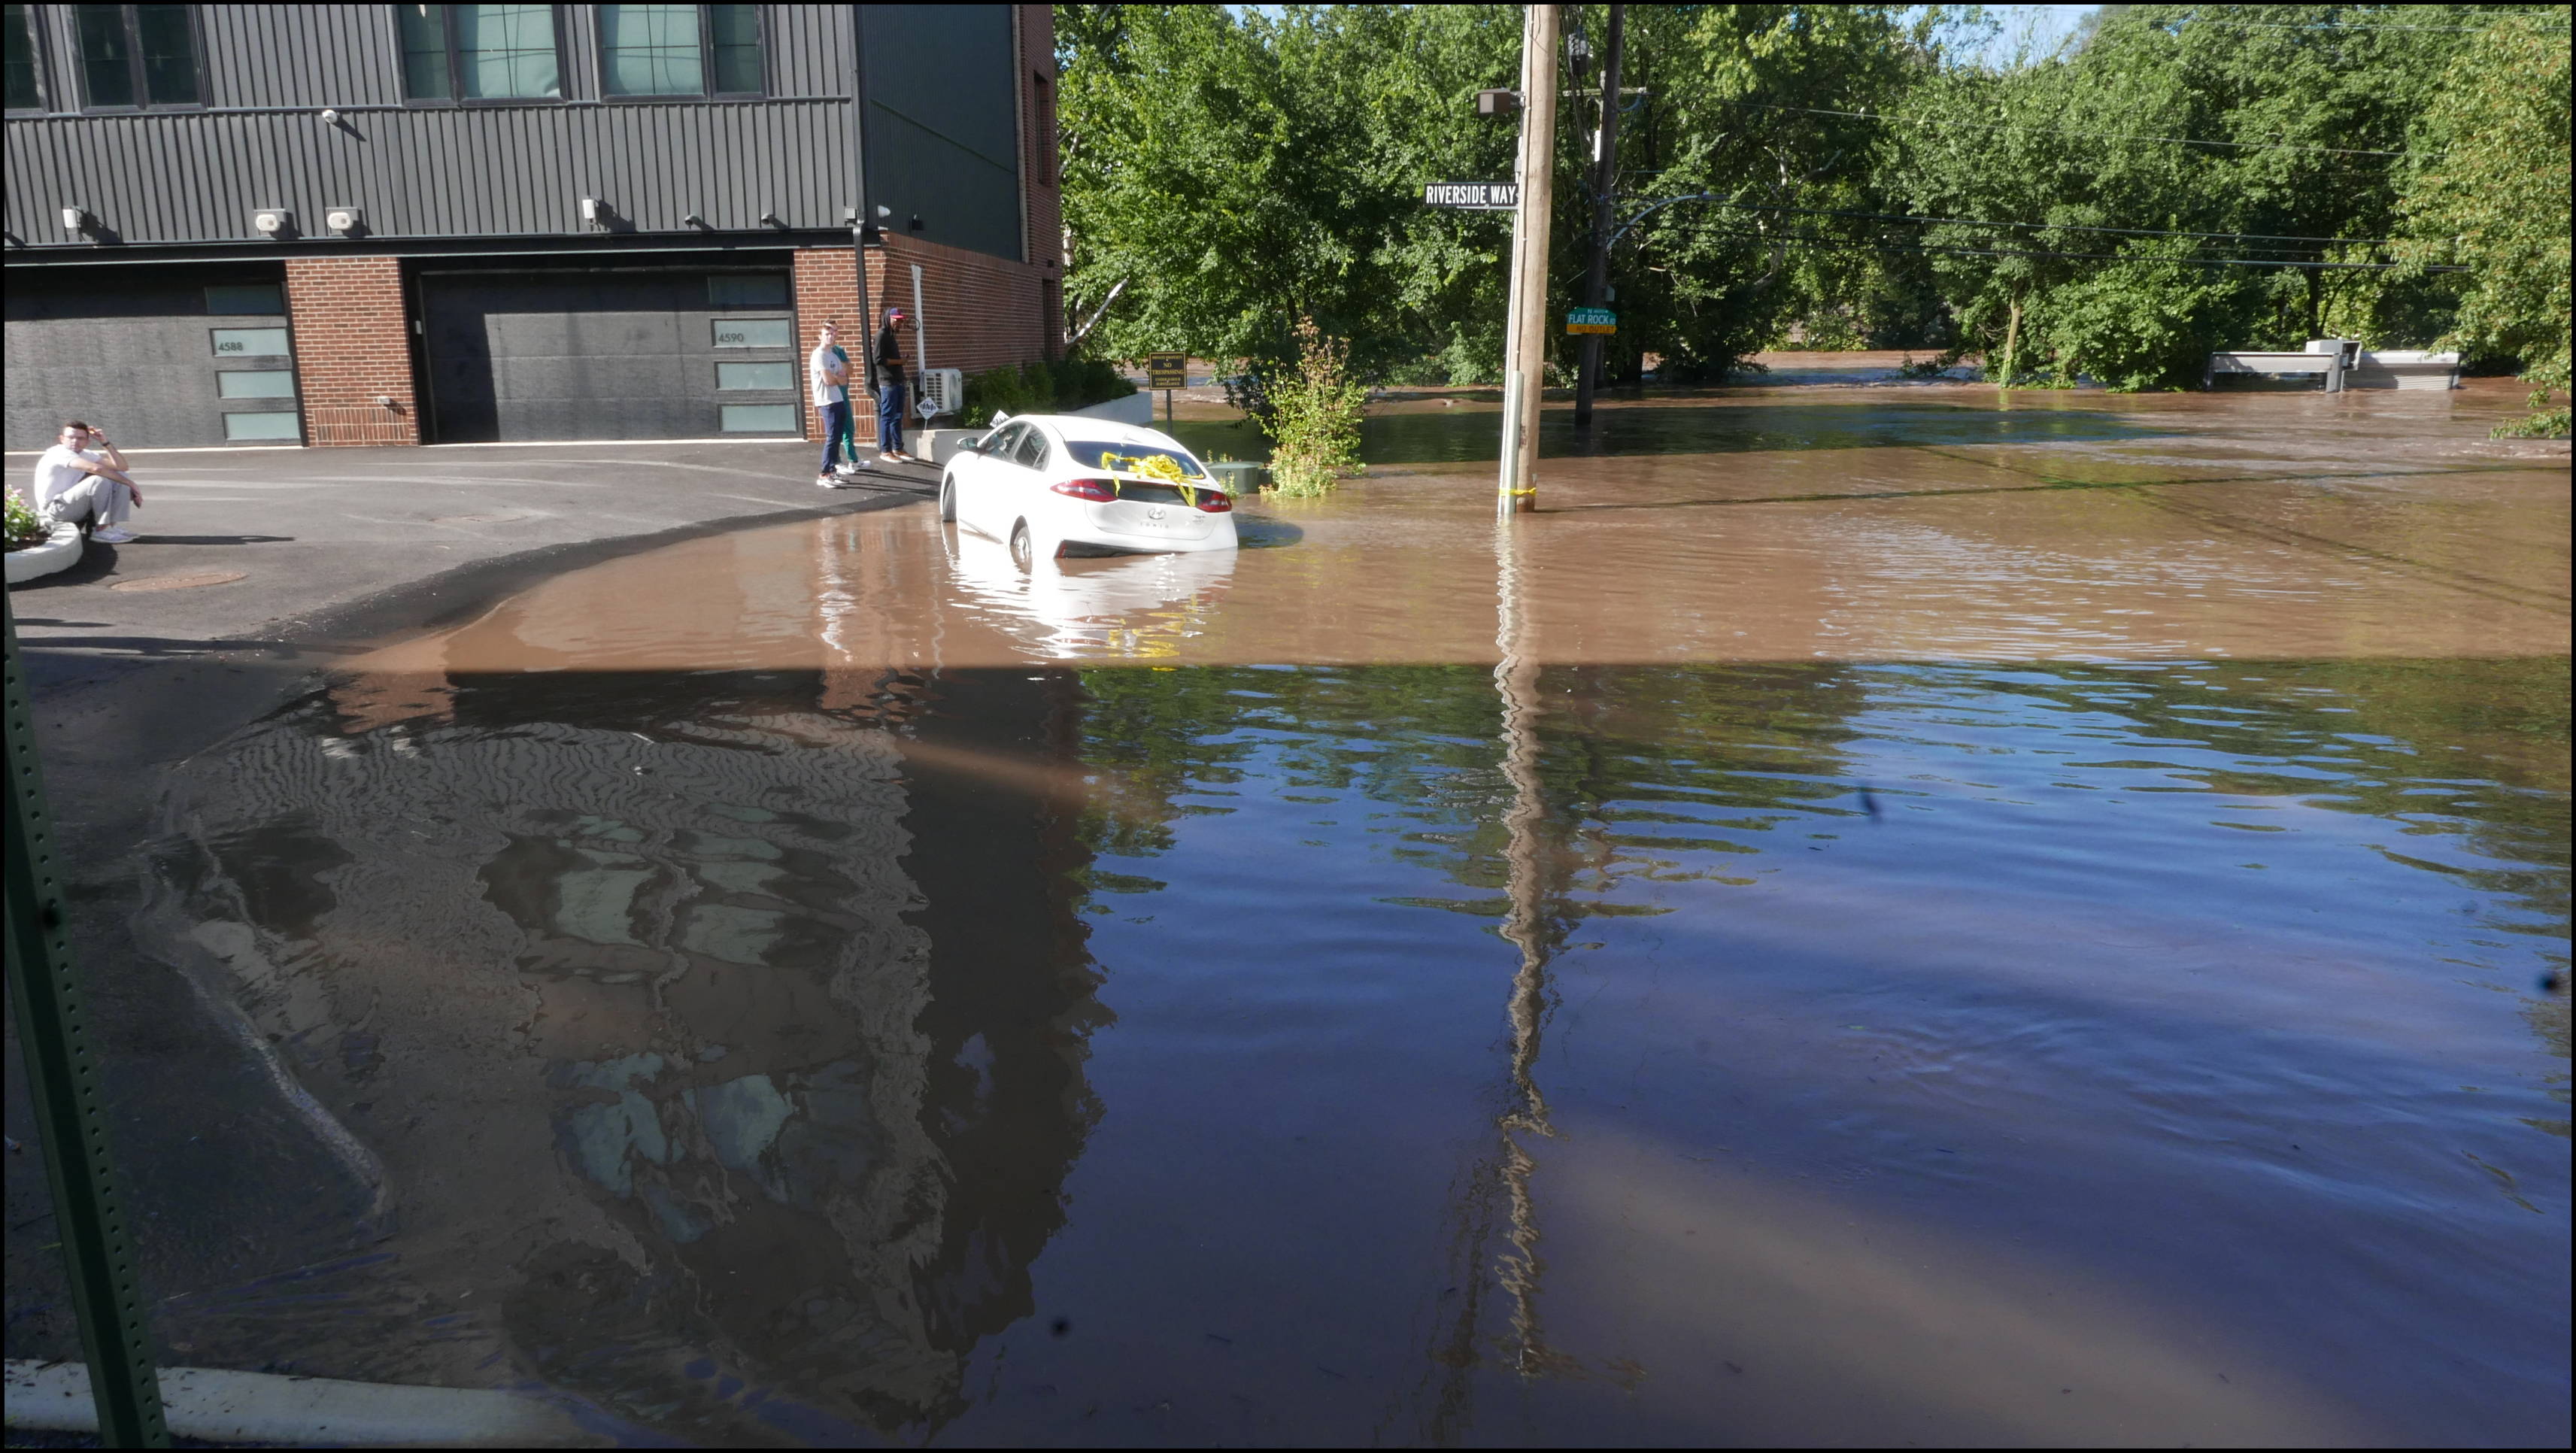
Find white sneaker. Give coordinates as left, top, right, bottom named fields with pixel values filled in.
left=90, top=526, right=135, bottom=543
left=833, top=462, right=865, bottom=475
left=815, top=475, right=841, bottom=490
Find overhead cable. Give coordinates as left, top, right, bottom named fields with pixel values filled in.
left=1703, top=97, right=2420, bottom=159
left=1652, top=223, right=2468, bottom=271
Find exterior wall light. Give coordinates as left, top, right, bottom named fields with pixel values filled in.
left=319, top=108, right=340, bottom=125
left=580, top=196, right=605, bottom=225
left=324, top=207, right=363, bottom=235
left=252, top=208, right=294, bottom=238
left=61, top=206, right=91, bottom=235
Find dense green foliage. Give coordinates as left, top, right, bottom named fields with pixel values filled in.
left=958, top=357, right=1136, bottom=429
left=1058, top=4, right=2569, bottom=406
left=2399, top=14, right=2571, bottom=435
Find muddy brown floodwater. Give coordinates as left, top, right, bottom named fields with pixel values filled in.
left=150, top=385, right=2565, bottom=1446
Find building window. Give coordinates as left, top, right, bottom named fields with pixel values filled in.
left=74, top=4, right=202, bottom=110
left=5, top=5, right=44, bottom=112
left=399, top=4, right=562, bottom=103
left=711, top=317, right=790, bottom=348
left=205, top=283, right=286, bottom=315
left=222, top=411, right=302, bottom=442
left=599, top=4, right=761, bottom=99
left=1031, top=70, right=1054, bottom=185
left=210, top=326, right=290, bottom=357
left=715, top=361, right=793, bottom=391
left=719, top=403, right=796, bottom=433
left=707, top=273, right=787, bottom=307
left=216, top=370, right=297, bottom=399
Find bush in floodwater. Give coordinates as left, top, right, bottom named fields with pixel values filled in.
left=1264, top=318, right=1366, bottom=498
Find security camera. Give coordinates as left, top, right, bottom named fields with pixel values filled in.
left=319, top=108, right=340, bottom=125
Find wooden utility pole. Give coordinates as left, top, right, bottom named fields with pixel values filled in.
left=1497, top=3, right=1560, bottom=518
left=1572, top=4, right=1625, bottom=430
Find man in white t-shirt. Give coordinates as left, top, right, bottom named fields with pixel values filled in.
left=29, top=420, right=141, bottom=543
left=810, top=321, right=854, bottom=488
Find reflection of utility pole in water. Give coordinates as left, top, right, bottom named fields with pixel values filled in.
left=1489, top=518, right=1564, bottom=1378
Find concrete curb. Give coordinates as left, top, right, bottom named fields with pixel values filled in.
left=4, top=1359, right=601, bottom=1445
left=5, top=520, right=83, bottom=585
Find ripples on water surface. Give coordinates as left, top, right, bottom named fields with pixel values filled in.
left=159, top=390, right=2566, bottom=1445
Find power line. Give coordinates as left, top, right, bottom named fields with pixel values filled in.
left=2165, top=11, right=2571, bottom=32
left=1690, top=198, right=2409, bottom=248
left=1652, top=223, right=2467, bottom=271
left=1705, top=97, right=2420, bottom=159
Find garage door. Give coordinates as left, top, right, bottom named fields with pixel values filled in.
left=4, top=267, right=304, bottom=450
left=417, top=268, right=800, bottom=443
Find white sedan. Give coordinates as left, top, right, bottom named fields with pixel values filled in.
left=939, top=414, right=1237, bottom=567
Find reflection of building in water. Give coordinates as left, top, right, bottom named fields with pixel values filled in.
left=169, top=666, right=1102, bottom=1437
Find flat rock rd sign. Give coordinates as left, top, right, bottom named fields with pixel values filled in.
left=1422, top=182, right=1519, bottom=211
left=1566, top=307, right=1616, bottom=335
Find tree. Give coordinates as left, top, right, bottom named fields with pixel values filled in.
left=2399, top=14, right=2571, bottom=436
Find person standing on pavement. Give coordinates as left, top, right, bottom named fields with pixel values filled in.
left=29, top=421, right=142, bottom=542
left=810, top=322, right=855, bottom=487
left=875, top=307, right=914, bottom=463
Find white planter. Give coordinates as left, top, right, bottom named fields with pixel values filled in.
left=5, top=520, right=83, bottom=586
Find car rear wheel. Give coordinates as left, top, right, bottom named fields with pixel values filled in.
left=939, top=475, right=957, bottom=522
left=1008, top=518, right=1035, bottom=573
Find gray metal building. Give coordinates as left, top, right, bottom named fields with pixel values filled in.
left=5, top=4, right=1063, bottom=449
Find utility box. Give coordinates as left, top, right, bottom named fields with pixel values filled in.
left=918, top=366, right=964, bottom=418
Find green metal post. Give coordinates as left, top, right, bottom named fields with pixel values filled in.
left=2, top=597, right=169, bottom=1447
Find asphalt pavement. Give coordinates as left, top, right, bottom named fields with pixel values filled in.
left=4, top=438, right=935, bottom=1367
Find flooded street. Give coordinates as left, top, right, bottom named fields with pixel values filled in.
left=150, top=386, right=2565, bottom=1445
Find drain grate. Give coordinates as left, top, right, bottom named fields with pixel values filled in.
left=110, top=570, right=247, bottom=593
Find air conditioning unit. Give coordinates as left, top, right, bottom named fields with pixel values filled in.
left=918, top=367, right=965, bottom=419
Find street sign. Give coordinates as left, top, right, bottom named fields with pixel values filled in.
left=1566, top=306, right=1616, bottom=335
left=1145, top=353, right=1188, bottom=389
left=1423, top=182, right=1519, bottom=211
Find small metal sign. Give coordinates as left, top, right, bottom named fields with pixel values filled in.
left=1423, top=182, right=1519, bottom=211
left=1566, top=306, right=1617, bottom=335
left=1145, top=353, right=1188, bottom=389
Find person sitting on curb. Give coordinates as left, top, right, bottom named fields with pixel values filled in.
left=31, top=421, right=142, bottom=544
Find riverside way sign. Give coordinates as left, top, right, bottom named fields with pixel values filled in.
left=1423, top=182, right=1519, bottom=211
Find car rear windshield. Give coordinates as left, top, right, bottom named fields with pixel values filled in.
left=1065, top=441, right=1209, bottom=481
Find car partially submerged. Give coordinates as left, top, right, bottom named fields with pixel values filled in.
left=939, top=414, right=1237, bottom=567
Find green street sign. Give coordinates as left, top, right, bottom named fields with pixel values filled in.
left=1567, top=307, right=1616, bottom=335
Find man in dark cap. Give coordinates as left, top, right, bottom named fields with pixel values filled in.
left=875, top=307, right=913, bottom=463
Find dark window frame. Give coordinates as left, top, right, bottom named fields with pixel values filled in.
left=5, top=3, right=49, bottom=114
left=1030, top=68, right=1054, bottom=186
left=393, top=2, right=571, bottom=109
left=594, top=3, right=766, bottom=104
left=72, top=3, right=207, bottom=113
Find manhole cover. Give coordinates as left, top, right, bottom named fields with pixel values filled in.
left=111, top=570, right=247, bottom=593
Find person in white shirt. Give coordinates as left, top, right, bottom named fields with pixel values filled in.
left=30, top=420, right=141, bottom=544
left=810, top=322, right=855, bottom=488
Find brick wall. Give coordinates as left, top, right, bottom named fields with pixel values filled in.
left=284, top=256, right=419, bottom=446
left=792, top=247, right=864, bottom=444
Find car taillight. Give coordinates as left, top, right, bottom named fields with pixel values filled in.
left=1051, top=478, right=1116, bottom=501
left=1194, top=492, right=1233, bottom=513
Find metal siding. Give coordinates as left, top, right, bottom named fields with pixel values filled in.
left=5, top=98, right=852, bottom=243
left=199, top=4, right=402, bottom=108
left=860, top=5, right=1020, bottom=262
left=769, top=4, right=854, bottom=99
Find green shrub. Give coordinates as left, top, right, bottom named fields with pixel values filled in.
left=957, top=356, right=1139, bottom=427
left=1265, top=318, right=1366, bottom=498
left=5, top=493, right=49, bottom=551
